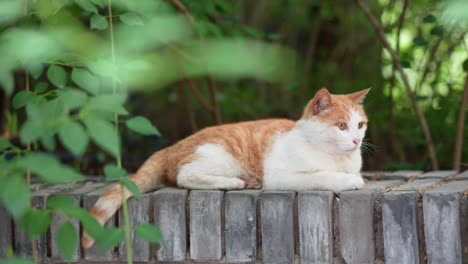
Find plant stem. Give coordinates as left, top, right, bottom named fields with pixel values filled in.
left=108, top=1, right=131, bottom=263
left=120, top=181, right=132, bottom=263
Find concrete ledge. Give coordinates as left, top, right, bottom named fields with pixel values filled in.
left=0, top=171, right=467, bottom=263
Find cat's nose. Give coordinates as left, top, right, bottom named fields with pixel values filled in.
left=353, top=139, right=361, bottom=145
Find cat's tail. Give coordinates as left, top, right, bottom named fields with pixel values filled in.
left=81, top=149, right=167, bottom=249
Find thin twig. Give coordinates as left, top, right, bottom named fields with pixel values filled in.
left=300, top=1, right=322, bottom=100
left=165, top=0, right=194, bottom=23
left=207, top=77, right=222, bottom=124
left=185, top=78, right=214, bottom=112
left=178, top=81, right=197, bottom=132
left=388, top=0, right=408, bottom=162
left=355, top=0, right=439, bottom=169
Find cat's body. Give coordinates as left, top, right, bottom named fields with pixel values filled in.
left=82, top=88, right=369, bottom=248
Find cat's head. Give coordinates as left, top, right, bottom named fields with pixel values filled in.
left=299, top=88, right=370, bottom=153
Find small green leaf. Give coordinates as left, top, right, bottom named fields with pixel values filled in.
left=28, top=63, right=43, bottom=79
left=121, top=178, right=142, bottom=198
left=41, top=133, right=56, bottom=151
left=400, top=60, right=411, bottom=68
left=0, top=175, right=30, bottom=219
left=71, top=68, right=100, bottom=94
left=89, top=0, right=106, bottom=7
left=33, top=82, right=48, bottom=93
left=47, top=195, right=76, bottom=210
left=430, top=25, right=445, bottom=36
left=135, top=224, right=163, bottom=243
left=104, top=164, right=127, bottom=180
left=0, top=138, right=11, bottom=151
left=423, top=14, right=437, bottom=23
left=95, top=227, right=124, bottom=252
left=120, top=13, right=144, bottom=26
left=17, top=153, right=84, bottom=183
left=88, top=93, right=128, bottom=114
left=463, top=58, right=468, bottom=72
left=59, top=206, right=103, bottom=238
left=0, top=70, right=14, bottom=95
left=56, top=221, right=77, bottom=262
left=19, top=120, right=44, bottom=143
left=20, top=209, right=51, bottom=240
left=58, top=121, right=89, bottom=156
left=74, top=0, right=98, bottom=13
left=413, top=36, right=428, bottom=46
left=12, top=91, right=35, bottom=109
left=126, top=116, right=160, bottom=136
left=47, top=65, right=67, bottom=88
left=83, top=115, right=120, bottom=157
left=90, top=14, right=109, bottom=30
left=57, top=88, right=89, bottom=110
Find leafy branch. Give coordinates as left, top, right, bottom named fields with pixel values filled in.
left=355, top=0, right=440, bottom=170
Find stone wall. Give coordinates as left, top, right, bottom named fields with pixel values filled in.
left=0, top=170, right=467, bottom=263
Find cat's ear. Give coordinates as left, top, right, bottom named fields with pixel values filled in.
left=348, top=88, right=371, bottom=104
left=311, top=88, right=332, bottom=115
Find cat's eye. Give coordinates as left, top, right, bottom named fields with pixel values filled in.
left=337, top=122, right=347, bottom=130
left=358, top=122, right=365, bottom=129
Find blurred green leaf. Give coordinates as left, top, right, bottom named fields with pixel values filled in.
left=12, top=91, right=35, bottom=109
left=0, top=0, right=23, bottom=24
left=104, top=164, right=127, bottom=180
left=47, top=65, right=67, bottom=88
left=83, top=115, right=120, bottom=157
left=95, top=227, right=124, bottom=252
left=56, top=221, right=77, bottom=262
left=20, top=209, right=51, bottom=240
left=58, top=121, right=89, bottom=156
left=57, top=88, right=89, bottom=110
left=121, top=178, right=141, bottom=198
left=33, top=82, right=48, bottom=93
left=423, top=14, right=437, bottom=23
left=17, top=153, right=84, bottom=183
left=87, top=93, right=128, bottom=115
left=19, top=120, right=44, bottom=143
left=59, top=206, right=103, bottom=239
left=71, top=68, right=100, bottom=94
left=74, top=0, right=98, bottom=13
left=442, top=0, right=468, bottom=27
left=90, top=14, right=108, bottom=30
left=120, top=13, right=144, bottom=26
left=28, top=64, right=43, bottom=79
left=463, top=58, right=468, bottom=72
left=0, top=70, right=14, bottom=95
left=47, top=196, right=76, bottom=210
left=413, top=36, right=428, bottom=46
left=135, top=224, right=163, bottom=243
left=126, top=116, right=160, bottom=136
left=0, top=138, right=11, bottom=151
left=430, top=25, right=445, bottom=36
left=401, top=60, right=411, bottom=68
left=0, top=175, right=30, bottom=219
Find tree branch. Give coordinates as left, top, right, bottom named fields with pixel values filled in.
left=453, top=69, right=468, bottom=171
left=185, top=78, right=215, bottom=112
left=178, top=81, right=197, bottom=132
left=165, top=0, right=194, bottom=23
left=355, top=0, right=439, bottom=169
left=207, top=77, right=222, bottom=124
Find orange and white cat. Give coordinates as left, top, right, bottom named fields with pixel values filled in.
left=82, top=88, right=369, bottom=248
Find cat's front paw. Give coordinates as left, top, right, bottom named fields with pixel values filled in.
left=333, top=174, right=365, bottom=192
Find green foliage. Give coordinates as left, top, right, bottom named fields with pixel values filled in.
left=0, top=175, right=31, bottom=219
left=135, top=224, right=163, bottom=243
left=56, top=221, right=78, bottom=261
left=126, top=116, right=160, bottom=136
left=20, top=209, right=52, bottom=240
